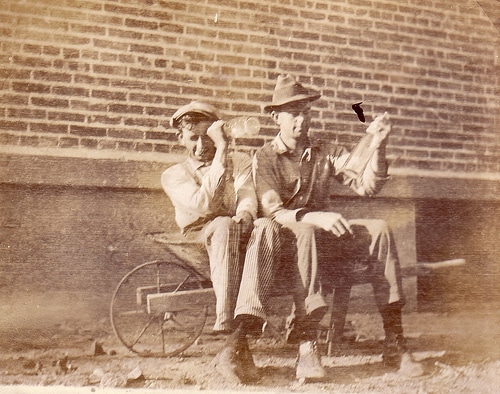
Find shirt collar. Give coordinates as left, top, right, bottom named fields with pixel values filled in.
left=271, top=134, right=313, bottom=159
left=186, top=156, right=210, bottom=172
left=270, top=134, right=290, bottom=154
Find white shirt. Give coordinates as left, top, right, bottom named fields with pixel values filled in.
left=162, top=151, right=257, bottom=234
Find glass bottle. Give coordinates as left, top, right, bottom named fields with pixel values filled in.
left=222, top=116, right=260, bottom=139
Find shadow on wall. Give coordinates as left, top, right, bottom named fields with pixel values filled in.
left=0, top=184, right=177, bottom=335
left=415, top=199, right=500, bottom=311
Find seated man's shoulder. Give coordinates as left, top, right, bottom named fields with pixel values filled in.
left=161, top=161, right=189, bottom=185
left=255, top=140, right=277, bottom=157
left=162, top=161, right=185, bottom=176
left=231, top=150, right=253, bottom=165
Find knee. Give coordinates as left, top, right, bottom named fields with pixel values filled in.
left=210, top=216, right=235, bottom=230
left=204, top=216, right=235, bottom=242
left=285, top=221, right=319, bottom=239
left=371, top=219, right=390, bottom=235
left=254, top=217, right=281, bottom=235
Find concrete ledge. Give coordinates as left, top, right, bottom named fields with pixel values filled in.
left=333, top=169, right=500, bottom=201
left=0, top=146, right=183, bottom=190
left=1, top=147, right=498, bottom=200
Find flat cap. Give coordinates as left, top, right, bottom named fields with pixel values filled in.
left=170, top=101, right=221, bottom=128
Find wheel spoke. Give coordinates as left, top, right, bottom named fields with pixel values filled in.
left=110, top=261, right=209, bottom=357
left=130, top=316, right=157, bottom=347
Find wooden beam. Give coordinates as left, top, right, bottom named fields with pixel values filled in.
left=147, top=288, right=215, bottom=314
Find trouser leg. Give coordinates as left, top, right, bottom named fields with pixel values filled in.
left=322, top=218, right=404, bottom=309
left=348, top=219, right=407, bottom=345
left=234, top=218, right=281, bottom=324
left=351, top=218, right=404, bottom=308
left=325, top=219, right=405, bottom=338
left=279, top=222, right=330, bottom=316
left=203, top=216, right=245, bottom=332
left=317, top=218, right=405, bottom=338
left=279, top=222, right=330, bottom=342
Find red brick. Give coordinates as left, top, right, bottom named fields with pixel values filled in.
left=48, top=112, right=85, bottom=122
left=70, top=125, right=106, bottom=137
left=129, top=68, right=163, bottom=80
left=32, top=97, right=69, bottom=108
left=108, top=128, right=144, bottom=140
left=31, top=123, right=68, bottom=134
left=129, top=44, right=163, bottom=55
left=109, top=104, right=144, bottom=115
left=12, top=55, right=51, bottom=68
left=93, top=64, right=127, bottom=76
left=0, top=133, right=20, bottom=145
left=154, top=143, right=171, bottom=153
left=80, top=138, right=99, bottom=149
left=92, top=90, right=127, bottom=101
left=53, top=87, right=89, bottom=97
left=0, top=120, right=28, bottom=131
left=136, top=142, right=154, bottom=152
left=124, top=118, right=158, bottom=128
left=7, top=108, right=46, bottom=120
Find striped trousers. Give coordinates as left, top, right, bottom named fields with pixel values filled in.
left=200, top=216, right=248, bottom=332
left=235, top=217, right=404, bottom=325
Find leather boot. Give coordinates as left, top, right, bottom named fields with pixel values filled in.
left=285, top=304, right=327, bottom=345
left=239, top=338, right=261, bottom=382
left=296, top=340, right=326, bottom=381
left=213, top=337, right=261, bottom=384
left=383, top=334, right=424, bottom=377
left=213, top=341, right=245, bottom=384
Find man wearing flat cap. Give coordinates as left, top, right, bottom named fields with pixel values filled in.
left=162, top=101, right=254, bottom=330
left=218, top=75, right=424, bottom=382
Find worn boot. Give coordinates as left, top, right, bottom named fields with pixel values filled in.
left=383, top=334, right=424, bottom=377
left=381, top=302, right=423, bottom=377
left=213, top=340, right=246, bottom=384
left=296, top=340, right=326, bottom=381
left=286, top=302, right=327, bottom=345
left=239, top=338, right=261, bottom=382
left=214, top=317, right=262, bottom=384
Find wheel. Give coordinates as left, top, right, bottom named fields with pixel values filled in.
left=110, top=260, right=211, bottom=357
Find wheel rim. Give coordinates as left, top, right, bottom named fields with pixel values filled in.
left=110, top=261, right=208, bottom=357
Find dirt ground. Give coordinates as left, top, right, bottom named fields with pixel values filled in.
left=1, top=299, right=499, bottom=394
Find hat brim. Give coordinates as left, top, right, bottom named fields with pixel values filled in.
left=263, top=93, right=321, bottom=112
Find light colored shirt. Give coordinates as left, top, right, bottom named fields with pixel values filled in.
left=254, top=134, right=389, bottom=225
left=162, top=151, right=257, bottom=234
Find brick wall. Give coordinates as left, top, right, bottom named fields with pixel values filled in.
left=0, top=0, right=499, bottom=173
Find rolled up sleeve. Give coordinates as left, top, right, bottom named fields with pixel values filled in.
left=233, top=152, right=258, bottom=219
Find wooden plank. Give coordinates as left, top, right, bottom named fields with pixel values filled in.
left=136, top=282, right=202, bottom=305
left=401, top=258, right=466, bottom=277
left=147, top=288, right=216, bottom=314
left=347, top=258, right=466, bottom=285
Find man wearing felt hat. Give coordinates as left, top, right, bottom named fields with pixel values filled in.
left=217, top=75, right=423, bottom=382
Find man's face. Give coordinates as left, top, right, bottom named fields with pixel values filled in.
left=274, top=100, right=312, bottom=150
left=179, top=119, right=216, bottom=163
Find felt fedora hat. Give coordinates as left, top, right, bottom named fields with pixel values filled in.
left=264, top=74, right=321, bottom=112
left=170, top=101, right=221, bottom=128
